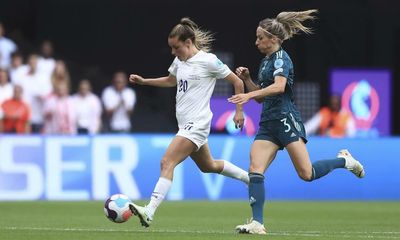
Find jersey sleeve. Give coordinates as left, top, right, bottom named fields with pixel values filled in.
left=168, top=57, right=179, bottom=76
left=273, top=54, right=290, bottom=78
left=207, top=54, right=231, bottom=79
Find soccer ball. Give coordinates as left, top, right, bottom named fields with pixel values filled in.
left=104, top=194, right=133, bottom=223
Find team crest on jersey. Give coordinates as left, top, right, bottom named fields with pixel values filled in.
left=274, top=59, right=284, bottom=69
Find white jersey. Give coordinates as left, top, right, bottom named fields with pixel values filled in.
left=168, top=50, right=231, bottom=128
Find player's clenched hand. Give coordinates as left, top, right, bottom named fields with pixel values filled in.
left=235, top=67, right=251, bottom=81
left=228, top=93, right=251, bottom=105
left=233, top=111, right=245, bottom=130
left=129, top=74, right=145, bottom=85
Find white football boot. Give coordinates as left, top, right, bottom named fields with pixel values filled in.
left=338, top=149, right=365, bottom=178
left=129, top=203, right=153, bottom=227
left=235, top=219, right=267, bottom=235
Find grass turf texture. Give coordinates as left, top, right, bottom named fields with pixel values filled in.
left=0, top=201, right=399, bottom=240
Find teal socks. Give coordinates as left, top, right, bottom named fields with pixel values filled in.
left=311, top=158, right=345, bottom=181
left=248, top=172, right=265, bottom=224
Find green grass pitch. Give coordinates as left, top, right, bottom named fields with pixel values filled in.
left=0, top=201, right=399, bottom=240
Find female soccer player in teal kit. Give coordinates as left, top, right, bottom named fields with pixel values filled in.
left=228, top=9, right=365, bottom=234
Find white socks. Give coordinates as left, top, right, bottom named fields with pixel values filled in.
left=220, top=160, right=249, bottom=184
left=146, top=162, right=247, bottom=217
left=146, top=177, right=172, bottom=217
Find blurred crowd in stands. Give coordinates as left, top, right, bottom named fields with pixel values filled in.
left=1, top=21, right=355, bottom=138
left=0, top=22, right=136, bottom=134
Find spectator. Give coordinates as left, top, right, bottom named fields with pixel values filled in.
left=17, top=53, right=52, bottom=133
left=37, top=40, right=56, bottom=81
left=305, top=94, right=356, bottom=138
left=0, top=68, right=13, bottom=105
left=50, top=60, right=70, bottom=91
left=0, top=85, right=31, bottom=134
left=9, top=51, right=28, bottom=84
left=72, top=79, right=102, bottom=134
left=101, top=71, right=136, bottom=133
left=43, top=82, right=76, bottom=134
left=0, top=22, right=17, bottom=69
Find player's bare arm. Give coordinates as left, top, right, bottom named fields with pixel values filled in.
left=224, top=72, right=245, bottom=129
left=129, top=74, right=177, bottom=87
left=228, top=76, right=286, bottom=105
left=235, top=66, right=263, bottom=102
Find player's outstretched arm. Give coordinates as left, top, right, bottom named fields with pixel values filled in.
left=129, top=74, right=177, bottom=88
left=224, top=72, right=245, bottom=130
left=228, top=76, right=286, bottom=105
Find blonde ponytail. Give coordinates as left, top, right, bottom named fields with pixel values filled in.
left=259, top=9, right=318, bottom=41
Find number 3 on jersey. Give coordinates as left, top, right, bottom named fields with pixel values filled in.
left=280, top=117, right=291, bottom=132
left=178, top=79, right=188, bottom=92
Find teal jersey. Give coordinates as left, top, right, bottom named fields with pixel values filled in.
left=257, top=48, right=302, bottom=122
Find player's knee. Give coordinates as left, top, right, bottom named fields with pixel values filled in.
left=160, top=157, right=175, bottom=173
left=198, top=166, right=211, bottom=173
left=249, top=163, right=263, bottom=173
left=198, top=163, right=217, bottom=173
left=298, top=169, right=312, bottom=182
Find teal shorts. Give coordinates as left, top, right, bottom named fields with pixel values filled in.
left=255, top=115, right=307, bottom=150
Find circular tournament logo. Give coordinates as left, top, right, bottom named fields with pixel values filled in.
left=274, top=59, right=284, bottom=69
left=215, top=111, right=256, bottom=136
left=342, top=80, right=379, bottom=130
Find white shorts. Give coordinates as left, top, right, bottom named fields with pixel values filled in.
left=176, top=121, right=210, bottom=150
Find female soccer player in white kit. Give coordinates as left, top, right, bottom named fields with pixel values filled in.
left=128, top=17, right=249, bottom=227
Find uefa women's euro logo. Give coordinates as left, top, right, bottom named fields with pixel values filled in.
left=211, top=98, right=261, bottom=136
left=342, top=80, right=379, bottom=131
left=331, top=69, right=391, bottom=136
left=215, top=111, right=256, bottom=136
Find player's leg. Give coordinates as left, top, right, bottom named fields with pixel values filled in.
left=286, top=139, right=364, bottom=181
left=130, top=136, right=196, bottom=227
left=282, top=115, right=364, bottom=181
left=190, top=143, right=249, bottom=184
left=285, top=139, right=316, bottom=181
left=236, top=140, right=279, bottom=234
left=147, top=136, right=196, bottom=216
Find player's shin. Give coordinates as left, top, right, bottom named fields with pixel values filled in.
left=248, top=172, right=265, bottom=224
left=147, top=177, right=172, bottom=217
left=220, top=160, right=250, bottom=184
left=310, top=158, right=346, bottom=181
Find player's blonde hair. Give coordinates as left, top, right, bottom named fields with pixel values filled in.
left=259, top=9, right=318, bottom=42
left=169, top=17, right=214, bottom=52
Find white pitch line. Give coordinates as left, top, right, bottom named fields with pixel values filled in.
left=1, top=226, right=400, bottom=239
left=2, top=227, right=226, bottom=234
left=291, top=230, right=400, bottom=235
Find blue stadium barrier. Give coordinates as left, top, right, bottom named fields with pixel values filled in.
left=0, top=134, right=399, bottom=200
